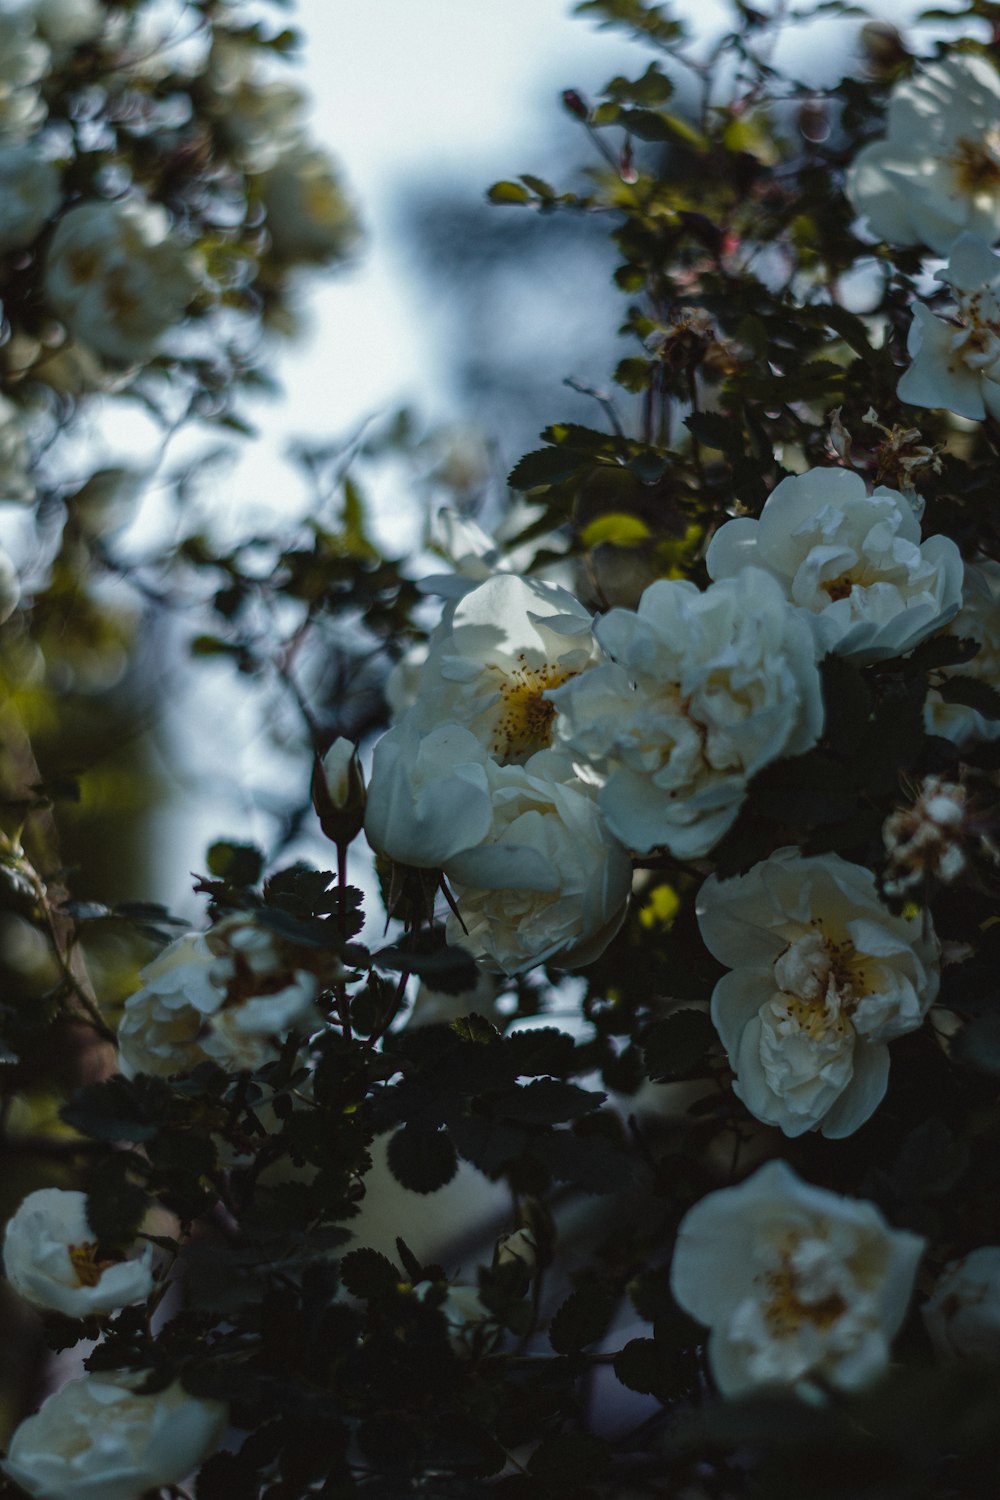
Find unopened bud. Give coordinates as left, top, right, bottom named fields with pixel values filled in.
left=313, top=737, right=366, bottom=846
left=562, top=89, right=588, bottom=120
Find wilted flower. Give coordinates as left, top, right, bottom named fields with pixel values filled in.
left=45, top=198, right=202, bottom=364
left=698, top=848, right=940, bottom=1138
left=443, top=749, right=632, bottom=975
left=706, top=467, right=963, bottom=662
left=671, top=1159, right=925, bottom=1398
left=0, top=12, right=49, bottom=141
left=259, top=144, right=360, bottom=266
left=925, top=560, right=1000, bottom=745
left=0, top=144, right=61, bottom=254
left=883, top=777, right=968, bottom=895
left=899, top=233, right=1000, bottom=421
left=923, top=1247, right=1000, bottom=1360
left=116, top=915, right=323, bottom=1078
left=2, top=1374, right=226, bottom=1500
left=2, top=1187, right=155, bottom=1318
left=550, top=569, right=824, bottom=858
left=846, top=53, right=1000, bottom=254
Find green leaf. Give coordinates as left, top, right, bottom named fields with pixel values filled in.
left=507, top=447, right=591, bottom=490
left=618, top=107, right=706, bottom=148
left=605, top=62, right=673, bottom=104
left=492, top=1079, right=605, bottom=1124
left=935, top=675, right=1000, bottom=719
left=642, top=1010, right=716, bottom=1081
left=374, top=940, right=480, bottom=994
left=386, top=1125, right=459, bottom=1194
left=549, top=1285, right=616, bottom=1353
left=685, top=410, right=743, bottom=455
left=206, top=841, right=264, bottom=886
left=613, top=356, right=653, bottom=392
left=520, top=173, right=556, bottom=198
left=488, top=180, right=532, bottom=205
left=339, top=1248, right=401, bottom=1300
left=62, top=1076, right=171, bottom=1143
left=86, top=1156, right=152, bottom=1255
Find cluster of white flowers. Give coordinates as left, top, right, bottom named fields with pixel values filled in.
left=671, top=1160, right=925, bottom=1398
left=116, top=913, right=324, bottom=1078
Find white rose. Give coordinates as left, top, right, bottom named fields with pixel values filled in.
left=364, top=720, right=494, bottom=868
left=409, top=572, right=603, bottom=766
left=845, top=53, right=1000, bottom=255
left=0, top=12, right=49, bottom=141
left=443, top=749, right=632, bottom=975
left=898, top=234, right=1000, bottom=421
left=923, top=1247, right=1000, bottom=1360
left=0, top=393, right=34, bottom=502
left=2, top=1374, right=226, bottom=1500
left=698, top=848, right=940, bottom=1138
left=117, top=917, right=321, bottom=1078
left=925, top=559, right=1000, bottom=745
left=706, top=468, right=963, bottom=663
left=44, top=199, right=202, bottom=365
left=670, top=1159, right=925, bottom=1398
left=550, top=568, right=824, bottom=858
left=0, top=144, right=61, bottom=253
left=259, top=144, right=360, bottom=266
left=2, top=1187, right=154, bottom=1318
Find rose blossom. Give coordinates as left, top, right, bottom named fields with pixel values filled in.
left=2, top=1374, right=226, bottom=1500
left=44, top=198, right=202, bottom=365
left=698, top=848, right=940, bottom=1138
left=116, top=915, right=322, bottom=1078
left=549, top=568, right=824, bottom=858
left=443, top=749, right=632, bottom=975
left=923, top=1247, right=1000, bottom=1360
left=2, top=1187, right=155, bottom=1318
left=845, top=53, right=1000, bottom=255
left=671, top=1159, right=925, bottom=1398
left=898, top=233, right=1000, bottom=421
left=706, top=468, right=963, bottom=662
left=410, top=572, right=603, bottom=766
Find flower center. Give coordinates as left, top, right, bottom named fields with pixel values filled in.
left=68, top=1240, right=120, bottom=1287
left=489, top=655, right=574, bottom=762
left=951, top=133, right=1000, bottom=192
left=762, top=1248, right=848, bottom=1336
left=771, top=928, right=870, bottom=1039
